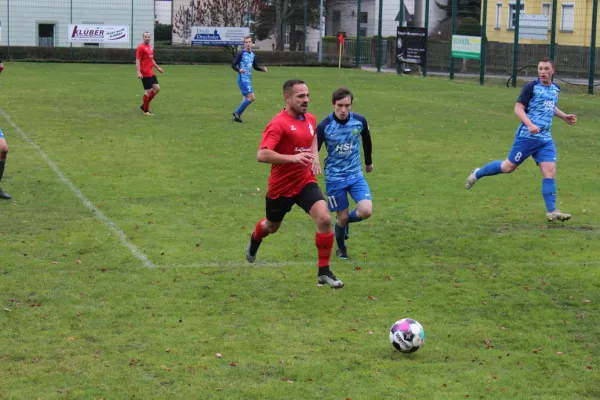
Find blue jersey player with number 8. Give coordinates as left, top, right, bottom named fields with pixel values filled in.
left=465, top=58, right=577, bottom=222
left=317, top=87, right=373, bottom=260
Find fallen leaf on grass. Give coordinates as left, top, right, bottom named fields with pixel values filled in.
left=484, top=338, right=494, bottom=348
left=229, top=362, right=238, bottom=367
left=367, top=295, right=377, bottom=301
left=368, top=330, right=373, bottom=335
left=215, top=353, right=222, bottom=358
left=532, top=347, right=543, bottom=353
left=583, top=299, right=591, bottom=303
left=165, top=348, right=171, bottom=353
left=556, top=352, right=563, bottom=355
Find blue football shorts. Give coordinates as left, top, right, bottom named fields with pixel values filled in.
left=507, top=137, right=557, bottom=165
left=325, top=176, right=372, bottom=212
left=237, top=77, right=254, bottom=96
left=0, top=128, right=4, bottom=139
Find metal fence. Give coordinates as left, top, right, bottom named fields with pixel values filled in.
left=0, top=0, right=598, bottom=93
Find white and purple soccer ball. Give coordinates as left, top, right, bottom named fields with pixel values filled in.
left=389, top=318, right=425, bottom=353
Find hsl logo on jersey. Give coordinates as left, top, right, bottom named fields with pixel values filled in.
left=309, top=123, right=314, bottom=136
left=543, top=100, right=555, bottom=111
left=351, top=127, right=360, bottom=136
left=335, top=143, right=353, bottom=154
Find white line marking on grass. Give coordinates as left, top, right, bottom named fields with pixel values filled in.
left=0, top=109, right=156, bottom=268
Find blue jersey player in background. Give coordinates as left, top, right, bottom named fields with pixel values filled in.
left=465, top=58, right=577, bottom=222
left=317, top=87, right=373, bottom=259
left=231, top=36, right=267, bottom=123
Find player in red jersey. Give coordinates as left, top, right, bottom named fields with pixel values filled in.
left=136, top=32, right=164, bottom=116
left=245, top=79, right=343, bottom=288
left=0, top=126, right=10, bottom=199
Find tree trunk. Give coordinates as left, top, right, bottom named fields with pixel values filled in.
left=275, top=0, right=288, bottom=51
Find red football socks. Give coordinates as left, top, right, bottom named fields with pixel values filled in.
left=315, top=232, right=334, bottom=267
left=142, top=95, right=150, bottom=111
left=149, top=91, right=156, bottom=100
left=252, top=218, right=268, bottom=242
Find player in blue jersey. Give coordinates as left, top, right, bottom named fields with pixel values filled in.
left=317, top=87, right=373, bottom=259
left=231, top=36, right=267, bottom=123
left=0, top=127, right=10, bottom=199
left=465, top=58, right=577, bottom=222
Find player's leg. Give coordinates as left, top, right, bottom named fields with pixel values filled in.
left=299, top=183, right=343, bottom=288
left=141, top=78, right=154, bottom=114
left=148, top=78, right=160, bottom=106
left=0, top=135, right=10, bottom=200
left=326, top=183, right=350, bottom=259
left=535, top=141, right=569, bottom=221
left=245, top=196, right=291, bottom=263
left=465, top=137, right=531, bottom=189
left=233, top=81, right=254, bottom=122
left=334, top=209, right=350, bottom=259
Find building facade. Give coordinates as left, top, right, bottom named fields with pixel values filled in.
left=0, top=0, right=155, bottom=48
left=485, top=0, right=600, bottom=47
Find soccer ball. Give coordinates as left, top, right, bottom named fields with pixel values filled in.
left=389, top=318, right=425, bottom=353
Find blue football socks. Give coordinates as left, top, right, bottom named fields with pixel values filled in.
left=235, top=98, right=252, bottom=115
left=475, top=160, right=503, bottom=179
left=348, top=208, right=363, bottom=224
left=542, top=178, right=557, bottom=212
left=334, top=224, right=346, bottom=251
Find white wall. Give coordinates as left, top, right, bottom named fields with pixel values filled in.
left=0, top=0, right=155, bottom=48
left=155, top=0, right=172, bottom=25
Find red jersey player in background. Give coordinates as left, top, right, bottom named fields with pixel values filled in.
left=136, top=32, right=164, bottom=116
left=245, top=79, right=343, bottom=288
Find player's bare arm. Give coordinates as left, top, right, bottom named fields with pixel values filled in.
left=135, top=59, right=143, bottom=79
left=310, top=135, right=321, bottom=175
left=152, top=59, right=164, bottom=74
left=257, top=148, right=315, bottom=166
left=514, top=102, right=540, bottom=134
left=554, top=107, right=577, bottom=125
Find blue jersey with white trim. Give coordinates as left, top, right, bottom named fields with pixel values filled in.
left=317, top=112, right=371, bottom=184
left=515, top=78, right=560, bottom=141
left=232, top=50, right=260, bottom=83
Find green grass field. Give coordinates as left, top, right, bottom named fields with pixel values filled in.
left=1, top=63, right=599, bottom=399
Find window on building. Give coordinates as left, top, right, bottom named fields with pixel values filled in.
left=84, top=43, right=100, bottom=47
left=360, top=12, right=368, bottom=24
left=508, top=3, right=525, bottom=30
left=495, top=3, right=502, bottom=29
left=360, top=27, right=367, bottom=37
left=561, top=3, right=574, bottom=31
left=284, top=24, right=290, bottom=45
left=541, top=2, right=551, bottom=30
left=541, top=2, right=550, bottom=16
left=38, top=23, right=55, bottom=47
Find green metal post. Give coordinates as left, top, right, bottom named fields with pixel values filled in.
left=131, top=0, right=135, bottom=59
left=6, top=0, right=9, bottom=58
left=397, top=0, right=404, bottom=74
left=550, top=0, right=557, bottom=60
left=377, top=0, right=383, bottom=72
left=190, top=4, right=194, bottom=62
left=479, top=0, right=487, bottom=85
left=356, top=0, right=362, bottom=66
left=511, top=0, right=521, bottom=88
left=304, top=0, right=308, bottom=64
left=589, top=0, right=598, bottom=95
left=424, top=0, right=430, bottom=77
left=70, top=0, right=73, bottom=58
left=247, top=0, right=251, bottom=28
left=450, top=0, right=457, bottom=79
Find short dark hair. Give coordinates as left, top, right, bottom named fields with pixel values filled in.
left=539, top=57, right=554, bottom=67
left=332, top=87, right=353, bottom=104
left=244, top=35, right=252, bottom=41
left=283, top=79, right=305, bottom=96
